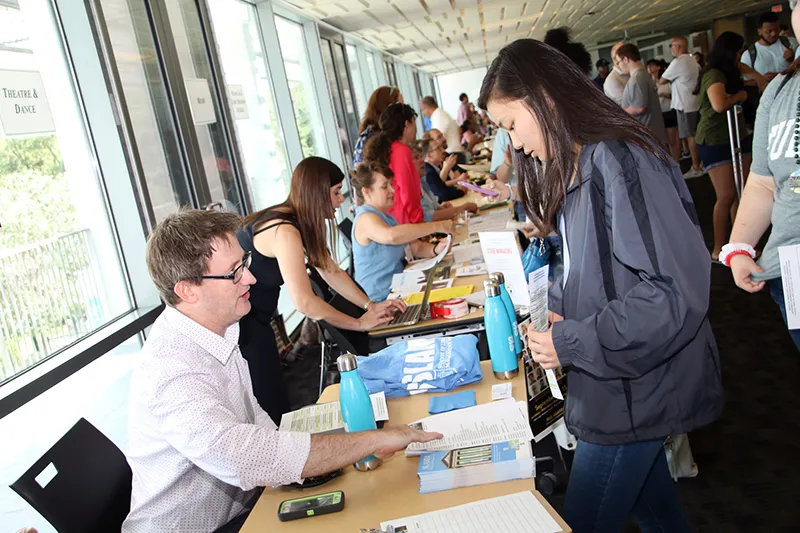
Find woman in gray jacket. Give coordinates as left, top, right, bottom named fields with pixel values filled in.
left=478, top=40, right=723, bottom=532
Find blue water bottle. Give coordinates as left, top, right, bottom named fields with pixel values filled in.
left=489, top=272, right=522, bottom=357
left=337, top=353, right=382, bottom=471
left=483, top=280, right=519, bottom=379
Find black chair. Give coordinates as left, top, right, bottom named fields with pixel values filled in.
left=11, top=418, right=132, bottom=533
left=338, top=218, right=354, bottom=277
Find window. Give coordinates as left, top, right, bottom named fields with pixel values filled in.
left=365, top=50, right=379, bottom=89
left=345, top=44, right=367, bottom=118
left=274, top=16, right=327, bottom=158
left=164, top=0, right=244, bottom=213
left=0, top=0, right=133, bottom=384
left=207, top=0, right=292, bottom=207
left=100, top=0, right=193, bottom=222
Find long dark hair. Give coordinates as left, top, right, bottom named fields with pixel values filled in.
left=359, top=86, right=402, bottom=133
left=694, top=32, right=745, bottom=95
left=362, top=103, right=417, bottom=168
left=477, top=39, right=667, bottom=234
left=243, top=157, right=343, bottom=270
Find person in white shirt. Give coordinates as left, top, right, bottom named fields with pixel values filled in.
left=604, top=42, right=630, bottom=106
left=420, top=95, right=465, bottom=162
left=123, top=209, right=440, bottom=533
left=741, top=12, right=793, bottom=81
left=660, top=36, right=704, bottom=178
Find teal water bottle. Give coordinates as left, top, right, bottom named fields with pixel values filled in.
left=337, top=353, right=382, bottom=471
left=488, top=272, right=522, bottom=357
left=483, top=280, right=519, bottom=379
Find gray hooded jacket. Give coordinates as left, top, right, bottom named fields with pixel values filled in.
left=549, top=140, right=724, bottom=445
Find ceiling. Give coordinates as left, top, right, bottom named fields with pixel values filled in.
left=284, top=0, right=782, bottom=74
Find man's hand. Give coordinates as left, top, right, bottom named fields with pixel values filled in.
left=442, top=153, right=458, bottom=174
left=374, top=425, right=443, bottom=460
left=766, top=72, right=778, bottom=82
left=527, top=324, right=561, bottom=370
left=730, top=254, right=766, bottom=293
left=784, top=46, right=794, bottom=62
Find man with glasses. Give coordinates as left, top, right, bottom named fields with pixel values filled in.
left=423, top=131, right=467, bottom=202
left=660, top=36, right=704, bottom=178
left=604, top=42, right=630, bottom=106
left=123, top=209, right=440, bottom=533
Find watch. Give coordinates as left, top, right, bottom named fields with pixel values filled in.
left=363, top=299, right=374, bottom=311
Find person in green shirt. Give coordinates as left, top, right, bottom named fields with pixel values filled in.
left=694, top=31, right=751, bottom=261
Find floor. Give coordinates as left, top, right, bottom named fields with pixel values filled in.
left=283, top=173, right=800, bottom=532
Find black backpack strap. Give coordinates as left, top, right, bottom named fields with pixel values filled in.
left=779, top=35, right=792, bottom=50
left=748, top=43, right=758, bottom=65
left=777, top=70, right=796, bottom=96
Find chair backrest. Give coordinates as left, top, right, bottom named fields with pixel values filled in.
left=11, top=418, right=132, bottom=533
left=338, top=218, right=353, bottom=247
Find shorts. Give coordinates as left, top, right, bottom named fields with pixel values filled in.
left=697, top=136, right=752, bottom=171
left=677, top=110, right=698, bottom=139
left=663, top=109, right=678, bottom=129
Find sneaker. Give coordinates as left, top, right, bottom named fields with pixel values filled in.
left=680, top=151, right=691, bottom=160
left=683, top=167, right=705, bottom=179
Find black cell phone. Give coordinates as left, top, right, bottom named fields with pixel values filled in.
left=277, top=490, right=345, bottom=521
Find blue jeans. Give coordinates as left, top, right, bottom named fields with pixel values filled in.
left=768, top=277, right=800, bottom=352
left=563, top=439, right=691, bottom=533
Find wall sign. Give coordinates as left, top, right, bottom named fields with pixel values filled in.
left=0, top=69, right=56, bottom=137
left=228, top=84, right=249, bottom=120
left=185, top=78, right=217, bottom=126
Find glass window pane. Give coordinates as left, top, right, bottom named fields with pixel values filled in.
left=207, top=0, right=292, bottom=208
left=365, top=51, right=378, bottom=89
left=332, top=43, right=359, bottom=148
left=101, top=0, right=193, bottom=222
left=346, top=44, right=367, bottom=118
left=320, top=39, right=350, bottom=163
left=164, top=0, right=243, bottom=212
left=274, top=16, right=327, bottom=159
left=0, top=0, right=133, bottom=382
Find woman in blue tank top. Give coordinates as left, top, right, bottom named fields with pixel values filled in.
left=351, top=161, right=455, bottom=302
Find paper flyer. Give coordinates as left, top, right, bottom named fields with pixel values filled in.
left=478, top=231, right=528, bottom=307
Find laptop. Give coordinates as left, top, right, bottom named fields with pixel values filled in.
left=372, top=269, right=437, bottom=332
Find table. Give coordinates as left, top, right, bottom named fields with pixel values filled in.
left=241, top=360, right=570, bottom=532
left=367, top=192, right=513, bottom=339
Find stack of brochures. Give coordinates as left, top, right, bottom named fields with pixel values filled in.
left=416, top=439, right=535, bottom=493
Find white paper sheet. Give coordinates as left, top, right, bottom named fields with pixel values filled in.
left=479, top=232, right=528, bottom=307
left=279, top=392, right=388, bottom=434
left=405, top=398, right=533, bottom=456
left=492, top=382, right=513, bottom=400
left=407, top=235, right=453, bottom=271
left=778, top=244, right=800, bottom=330
left=527, top=265, right=562, bottom=400
left=380, top=491, right=562, bottom=533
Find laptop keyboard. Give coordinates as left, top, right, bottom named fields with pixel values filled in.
left=388, top=303, right=426, bottom=326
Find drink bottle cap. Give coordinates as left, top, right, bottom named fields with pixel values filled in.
left=488, top=272, right=505, bottom=285
left=483, top=280, right=500, bottom=298
left=336, top=353, right=358, bottom=372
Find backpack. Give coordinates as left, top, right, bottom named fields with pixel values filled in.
left=747, top=36, right=792, bottom=66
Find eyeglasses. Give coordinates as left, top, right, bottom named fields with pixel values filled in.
left=201, top=251, right=252, bottom=284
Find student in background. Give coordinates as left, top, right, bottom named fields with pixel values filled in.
left=351, top=162, right=455, bottom=302
left=741, top=12, right=793, bottom=81
left=593, top=58, right=611, bottom=89
left=363, top=103, right=422, bottom=224
left=724, top=0, right=800, bottom=352
left=411, top=139, right=476, bottom=221
left=456, top=92, right=470, bottom=124
left=605, top=42, right=630, bottom=105
left=237, top=157, right=404, bottom=419
left=617, top=44, right=668, bottom=144
left=420, top=96, right=465, bottom=162
left=353, top=86, right=402, bottom=166
left=420, top=139, right=472, bottom=205
left=648, top=59, right=681, bottom=162
left=480, top=38, right=721, bottom=532
left=693, top=32, right=751, bottom=262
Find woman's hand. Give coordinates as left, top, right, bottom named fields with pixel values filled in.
left=357, top=304, right=396, bottom=330
left=729, top=254, right=766, bottom=293
left=436, top=219, right=456, bottom=234
left=527, top=323, right=561, bottom=370
left=485, top=179, right=512, bottom=200
left=370, top=298, right=407, bottom=314
left=463, top=202, right=479, bottom=213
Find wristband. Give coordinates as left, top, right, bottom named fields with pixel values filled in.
left=719, top=243, right=756, bottom=267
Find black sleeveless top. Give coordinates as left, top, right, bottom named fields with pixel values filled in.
left=235, top=208, right=301, bottom=323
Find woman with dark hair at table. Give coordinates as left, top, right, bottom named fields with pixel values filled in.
left=237, top=157, right=404, bottom=421
left=478, top=38, right=722, bottom=531
left=362, top=103, right=422, bottom=224
left=353, top=86, right=403, bottom=166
